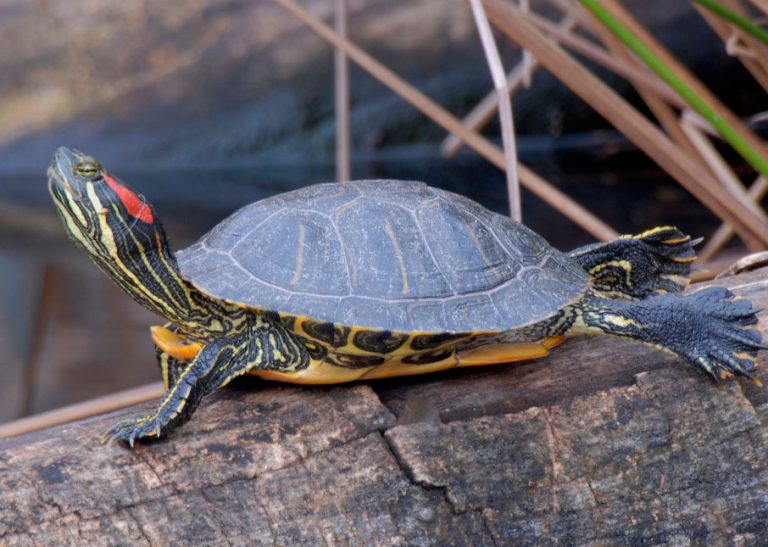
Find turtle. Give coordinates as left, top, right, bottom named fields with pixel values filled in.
left=47, top=147, right=765, bottom=447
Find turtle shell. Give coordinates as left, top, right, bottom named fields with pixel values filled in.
left=176, top=180, right=589, bottom=333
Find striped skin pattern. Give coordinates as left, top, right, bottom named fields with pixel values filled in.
left=568, top=227, right=700, bottom=299
left=48, top=148, right=766, bottom=446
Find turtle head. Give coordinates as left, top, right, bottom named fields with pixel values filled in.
left=47, top=147, right=194, bottom=323
left=48, top=147, right=164, bottom=257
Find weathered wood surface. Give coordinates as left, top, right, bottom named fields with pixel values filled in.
left=2, top=268, right=768, bottom=544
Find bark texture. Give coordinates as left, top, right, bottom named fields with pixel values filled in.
left=2, top=268, right=768, bottom=545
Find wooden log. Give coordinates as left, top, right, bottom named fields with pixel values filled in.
left=2, top=268, right=768, bottom=544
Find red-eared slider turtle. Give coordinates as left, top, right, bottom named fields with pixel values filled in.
left=47, top=147, right=765, bottom=446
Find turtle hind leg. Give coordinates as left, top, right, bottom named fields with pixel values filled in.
left=569, top=226, right=699, bottom=299
left=156, top=347, right=188, bottom=392
left=570, top=286, right=765, bottom=382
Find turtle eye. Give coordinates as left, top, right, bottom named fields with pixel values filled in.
left=75, top=161, right=102, bottom=181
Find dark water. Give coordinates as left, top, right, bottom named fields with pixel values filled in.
left=0, top=139, right=720, bottom=420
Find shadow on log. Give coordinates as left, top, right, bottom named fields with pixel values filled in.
left=2, top=268, right=768, bottom=544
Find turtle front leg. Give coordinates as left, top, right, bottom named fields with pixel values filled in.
left=567, top=287, right=766, bottom=382
left=569, top=226, right=699, bottom=299
left=150, top=323, right=200, bottom=390
left=155, top=347, right=188, bottom=392
left=103, top=317, right=310, bottom=447
left=104, top=337, right=247, bottom=446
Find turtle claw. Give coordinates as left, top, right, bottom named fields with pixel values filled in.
left=697, top=350, right=757, bottom=383
left=101, top=415, right=161, bottom=448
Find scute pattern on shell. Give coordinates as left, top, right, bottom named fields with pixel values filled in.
left=176, top=180, right=589, bottom=332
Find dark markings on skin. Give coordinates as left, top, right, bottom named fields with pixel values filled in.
left=332, top=325, right=352, bottom=347
left=155, top=347, right=188, bottom=391
left=112, top=226, right=175, bottom=304
left=402, top=349, right=454, bottom=364
left=51, top=185, right=107, bottom=256
left=256, top=318, right=309, bottom=371
left=105, top=313, right=314, bottom=443
left=326, top=352, right=385, bottom=369
left=297, top=336, right=328, bottom=360
left=546, top=307, right=577, bottom=337
left=103, top=184, right=245, bottom=333
left=410, top=333, right=467, bottom=351
left=94, top=184, right=187, bottom=311
left=279, top=315, right=297, bottom=331
left=262, top=310, right=282, bottom=323
left=302, top=320, right=351, bottom=348
left=301, top=320, right=333, bottom=345
left=352, top=329, right=409, bottom=354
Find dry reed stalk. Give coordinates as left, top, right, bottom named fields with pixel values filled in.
left=679, top=110, right=722, bottom=137
left=441, top=14, right=577, bottom=158
left=442, top=7, right=686, bottom=157
left=721, top=0, right=768, bottom=78
left=335, top=0, right=351, bottom=181
left=700, top=176, right=768, bottom=261
left=440, top=57, right=547, bottom=157
left=524, top=10, right=688, bottom=109
left=552, top=0, right=768, bottom=263
left=481, top=0, right=768, bottom=249
left=748, top=0, right=768, bottom=16
left=695, top=5, right=768, bottom=92
left=573, top=8, right=701, bottom=167
left=519, top=0, right=534, bottom=88
left=680, top=111, right=765, bottom=218
left=678, top=0, right=768, bottom=261
left=469, top=0, right=522, bottom=220
left=542, top=0, right=708, bottom=171
left=592, top=0, right=768, bottom=178
left=274, top=0, right=618, bottom=240
left=0, top=382, right=165, bottom=438
left=21, top=265, right=55, bottom=419
left=682, top=111, right=768, bottom=234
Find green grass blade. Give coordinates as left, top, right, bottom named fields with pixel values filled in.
left=579, top=0, right=768, bottom=179
left=692, top=0, right=768, bottom=47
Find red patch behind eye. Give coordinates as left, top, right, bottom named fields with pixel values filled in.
left=104, top=175, right=154, bottom=224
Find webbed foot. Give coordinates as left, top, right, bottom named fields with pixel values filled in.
left=577, top=285, right=765, bottom=383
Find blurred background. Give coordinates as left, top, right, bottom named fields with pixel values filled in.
left=0, top=0, right=765, bottom=425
